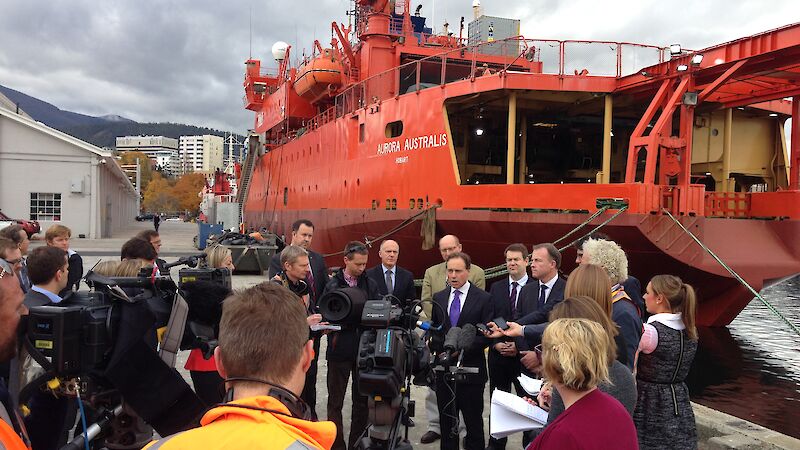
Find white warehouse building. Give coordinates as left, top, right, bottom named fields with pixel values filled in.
left=0, top=105, right=139, bottom=239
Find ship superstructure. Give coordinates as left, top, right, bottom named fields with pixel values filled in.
left=241, top=0, right=800, bottom=326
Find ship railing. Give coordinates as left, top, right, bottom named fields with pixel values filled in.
left=333, top=36, right=666, bottom=117
left=305, top=106, right=337, bottom=132
left=704, top=191, right=751, bottom=217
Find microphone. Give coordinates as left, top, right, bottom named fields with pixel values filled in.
left=416, top=320, right=441, bottom=331
left=443, top=326, right=462, bottom=353
left=456, top=324, right=476, bottom=367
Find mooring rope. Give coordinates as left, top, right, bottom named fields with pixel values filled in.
left=322, top=205, right=441, bottom=258
left=662, top=208, right=800, bottom=337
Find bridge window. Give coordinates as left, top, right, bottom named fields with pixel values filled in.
left=385, top=121, right=403, bottom=138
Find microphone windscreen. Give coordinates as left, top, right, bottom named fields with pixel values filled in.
left=458, top=324, right=476, bottom=350
left=443, top=326, right=461, bottom=350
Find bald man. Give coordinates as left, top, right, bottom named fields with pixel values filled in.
left=366, top=240, right=416, bottom=305
left=421, top=235, right=485, bottom=317
left=419, top=234, right=485, bottom=444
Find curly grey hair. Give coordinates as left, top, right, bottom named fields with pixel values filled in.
left=581, top=238, right=628, bottom=285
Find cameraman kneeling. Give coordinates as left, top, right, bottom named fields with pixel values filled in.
left=144, top=283, right=336, bottom=450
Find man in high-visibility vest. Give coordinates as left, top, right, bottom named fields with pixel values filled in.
left=143, top=282, right=336, bottom=450
left=0, top=257, right=30, bottom=450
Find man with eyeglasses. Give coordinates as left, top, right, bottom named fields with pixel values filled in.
left=0, top=239, right=23, bottom=278
left=0, top=226, right=31, bottom=293
left=0, top=257, right=30, bottom=450
left=322, top=241, right=379, bottom=450
left=269, top=219, right=329, bottom=423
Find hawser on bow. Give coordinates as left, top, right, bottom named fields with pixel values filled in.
left=239, top=0, right=800, bottom=326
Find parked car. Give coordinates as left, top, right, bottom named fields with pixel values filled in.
left=136, top=213, right=155, bottom=222
left=0, top=210, right=41, bottom=238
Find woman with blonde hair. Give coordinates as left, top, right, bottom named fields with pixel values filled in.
left=185, top=243, right=234, bottom=406
left=545, top=297, right=637, bottom=420
left=564, top=264, right=632, bottom=367
left=116, top=258, right=152, bottom=277
left=634, top=275, right=698, bottom=450
left=92, top=260, right=120, bottom=277
left=527, top=318, right=637, bottom=450
left=203, top=244, right=234, bottom=271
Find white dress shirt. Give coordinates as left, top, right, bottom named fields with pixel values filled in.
left=447, top=281, right=471, bottom=313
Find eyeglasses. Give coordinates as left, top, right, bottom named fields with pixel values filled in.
left=345, top=244, right=367, bottom=257
left=534, top=344, right=542, bottom=360
left=0, top=258, right=15, bottom=279
left=5, top=257, right=22, bottom=266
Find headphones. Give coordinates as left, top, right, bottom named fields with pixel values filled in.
left=219, top=377, right=314, bottom=421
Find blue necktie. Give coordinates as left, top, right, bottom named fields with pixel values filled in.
left=537, top=284, right=548, bottom=310
left=449, top=289, right=462, bottom=328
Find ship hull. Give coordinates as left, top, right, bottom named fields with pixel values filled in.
left=245, top=207, right=800, bottom=327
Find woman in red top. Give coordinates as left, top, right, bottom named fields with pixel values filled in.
left=527, top=319, right=639, bottom=450
left=185, top=245, right=235, bottom=406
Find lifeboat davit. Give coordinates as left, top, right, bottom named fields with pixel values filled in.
left=294, top=49, right=344, bottom=101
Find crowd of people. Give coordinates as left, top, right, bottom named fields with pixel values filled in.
left=0, top=218, right=700, bottom=450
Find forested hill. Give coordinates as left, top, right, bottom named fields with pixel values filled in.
left=0, top=84, right=243, bottom=148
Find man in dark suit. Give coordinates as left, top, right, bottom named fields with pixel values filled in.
left=366, top=240, right=416, bottom=305
left=21, top=245, right=75, bottom=450
left=136, top=230, right=167, bottom=273
left=516, top=243, right=566, bottom=331
left=323, top=241, right=380, bottom=450
left=269, top=219, right=328, bottom=417
left=431, top=252, right=492, bottom=450
left=487, top=243, right=530, bottom=450
left=24, top=246, right=69, bottom=308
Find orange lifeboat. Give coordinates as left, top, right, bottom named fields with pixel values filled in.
left=293, top=49, right=344, bottom=102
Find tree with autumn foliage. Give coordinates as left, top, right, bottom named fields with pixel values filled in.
left=142, top=172, right=207, bottom=214
left=118, top=151, right=154, bottom=189
left=172, top=173, right=208, bottom=212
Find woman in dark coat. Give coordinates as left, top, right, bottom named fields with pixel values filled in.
left=634, top=274, right=699, bottom=450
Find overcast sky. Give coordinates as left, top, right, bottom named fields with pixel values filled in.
left=0, top=0, right=796, bottom=134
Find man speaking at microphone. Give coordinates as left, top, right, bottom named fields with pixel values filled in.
left=430, top=252, right=492, bottom=450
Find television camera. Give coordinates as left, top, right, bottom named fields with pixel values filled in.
left=17, top=254, right=231, bottom=450
left=317, top=288, right=435, bottom=450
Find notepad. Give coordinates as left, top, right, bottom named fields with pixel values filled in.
left=489, top=389, right=548, bottom=438
left=517, top=374, right=543, bottom=395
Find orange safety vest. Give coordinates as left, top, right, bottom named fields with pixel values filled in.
left=142, top=395, right=336, bottom=450
left=0, top=419, right=30, bottom=450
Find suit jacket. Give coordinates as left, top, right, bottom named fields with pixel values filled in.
left=516, top=276, right=567, bottom=326
left=24, top=289, right=56, bottom=309
left=431, top=283, right=493, bottom=385
left=59, top=252, right=83, bottom=298
left=421, top=262, right=485, bottom=318
left=269, top=248, right=328, bottom=310
left=488, top=278, right=529, bottom=356
left=366, top=264, right=416, bottom=305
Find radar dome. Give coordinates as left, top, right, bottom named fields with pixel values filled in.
left=272, top=41, right=289, bottom=61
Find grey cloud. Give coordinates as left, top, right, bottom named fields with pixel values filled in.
left=0, top=0, right=795, bottom=133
